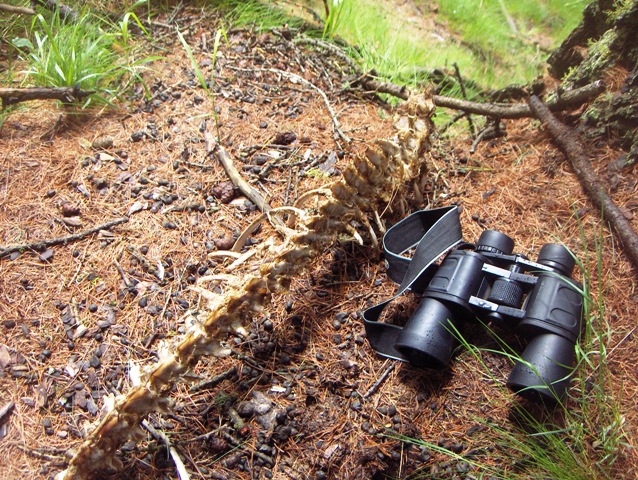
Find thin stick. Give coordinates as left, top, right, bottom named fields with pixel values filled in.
left=190, top=366, right=237, bottom=392
left=227, top=66, right=350, bottom=143
left=363, top=363, right=395, bottom=399
left=204, top=131, right=272, bottom=213
left=452, top=62, right=476, bottom=138
left=0, top=217, right=128, bottom=259
left=142, top=420, right=191, bottom=480
left=0, top=3, right=35, bottom=14
left=528, top=95, right=638, bottom=270
left=497, top=0, right=519, bottom=34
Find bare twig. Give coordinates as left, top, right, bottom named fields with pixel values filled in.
left=227, top=66, right=350, bottom=143
left=497, top=0, right=519, bottom=34
left=363, top=363, right=395, bottom=399
left=190, top=366, right=237, bottom=392
left=358, top=74, right=410, bottom=100
left=142, top=420, right=191, bottom=480
left=0, top=217, right=129, bottom=259
left=452, top=62, right=476, bottom=138
left=205, top=131, right=273, bottom=213
left=357, top=75, right=605, bottom=119
left=0, top=86, right=94, bottom=108
left=528, top=95, right=638, bottom=270
left=222, top=431, right=274, bottom=466
left=0, top=3, right=35, bottom=14
left=434, top=81, right=605, bottom=118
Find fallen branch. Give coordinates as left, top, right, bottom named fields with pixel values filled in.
left=0, top=217, right=129, bottom=259
left=204, top=131, right=272, bottom=213
left=0, top=3, right=35, bottom=14
left=0, top=86, right=94, bottom=108
left=528, top=95, right=638, bottom=270
left=358, top=75, right=605, bottom=119
left=435, top=81, right=605, bottom=118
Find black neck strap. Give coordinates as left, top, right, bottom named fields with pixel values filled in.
left=362, top=206, right=463, bottom=361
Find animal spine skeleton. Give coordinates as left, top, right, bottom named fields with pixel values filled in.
left=57, top=93, right=434, bottom=479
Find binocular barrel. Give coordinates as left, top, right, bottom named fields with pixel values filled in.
left=508, top=244, right=583, bottom=403
left=393, top=231, right=583, bottom=404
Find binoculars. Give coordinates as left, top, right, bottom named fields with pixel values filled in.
left=393, top=230, right=584, bottom=404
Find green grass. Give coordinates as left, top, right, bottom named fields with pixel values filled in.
left=388, top=226, right=628, bottom=479
left=9, top=5, right=156, bottom=107
left=215, top=0, right=587, bottom=94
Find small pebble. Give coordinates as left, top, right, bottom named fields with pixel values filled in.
left=88, top=304, right=98, bottom=313
left=163, top=221, right=177, bottom=229
left=89, top=355, right=101, bottom=368
left=3, top=320, right=16, bottom=329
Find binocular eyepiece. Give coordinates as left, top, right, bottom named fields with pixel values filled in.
left=392, top=230, right=583, bottom=404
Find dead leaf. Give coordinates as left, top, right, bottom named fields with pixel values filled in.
left=128, top=201, right=148, bottom=215
left=63, top=216, right=83, bottom=227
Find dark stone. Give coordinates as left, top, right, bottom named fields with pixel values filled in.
left=131, top=131, right=145, bottom=142
left=89, top=355, right=101, bottom=368
left=3, top=320, right=16, bottom=329
left=273, top=131, right=297, bottom=145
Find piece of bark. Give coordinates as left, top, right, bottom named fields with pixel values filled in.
left=0, top=86, right=94, bottom=108
left=528, top=95, right=638, bottom=270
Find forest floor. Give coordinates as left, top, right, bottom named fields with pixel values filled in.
left=1, top=5, right=637, bottom=480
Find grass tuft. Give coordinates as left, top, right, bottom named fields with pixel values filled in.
left=10, top=6, right=156, bottom=107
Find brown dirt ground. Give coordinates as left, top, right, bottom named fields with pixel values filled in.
left=1, top=7, right=638, bottom=480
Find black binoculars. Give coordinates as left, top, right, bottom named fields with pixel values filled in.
left=393, top=230, right=583, bottom=404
